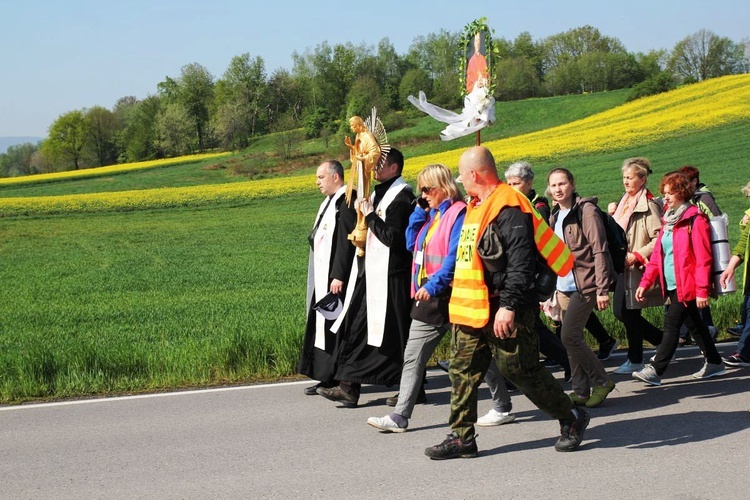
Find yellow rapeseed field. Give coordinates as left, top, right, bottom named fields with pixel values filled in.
left=0, top=152, right=230, bottom=187
left=2, top=74, right=749, bottom=217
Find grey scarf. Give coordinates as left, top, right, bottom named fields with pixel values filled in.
left=663, top=202, right=691, bottom=231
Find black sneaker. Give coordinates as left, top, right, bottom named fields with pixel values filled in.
left=555, top=408, right=590, bottom=452
left=424, top=432, right=478, bottom=460
left=724, top=353, right=750, bottom=367
left=727, top=324, right=744, bottom=337
left=597, top=337, right=619, bottom=360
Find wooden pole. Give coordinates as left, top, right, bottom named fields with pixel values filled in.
left=475, top=130, right=481, bottom=146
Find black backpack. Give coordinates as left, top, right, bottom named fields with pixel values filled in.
left=577, top=202, right=627, bottom=275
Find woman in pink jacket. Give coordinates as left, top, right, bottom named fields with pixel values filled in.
left=632, top=172, right=725, bottom=386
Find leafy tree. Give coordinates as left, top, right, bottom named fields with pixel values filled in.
left=214, top=53, right=268, bottom=149
left=669, top=29, right=748, bottom=81
left=399, top=68, right=432, bottom=114
left=85, top=106, right=118, bottom=166
left=154, top=103, right=194, bottom=157
left=345, top=76, right=389, bottom=122
left=292, top=42, right=358, bottom=120
left=407, top=29, right=461, bottom=108
left=0, top=142, right=38, bottom=176
left=176, top=63, right=215, bottom=151
left=301, top=106, right=333, bottom=139
left=43, top=110, right=90, bottom=170
left=271, top=112, right=302, bottom=160
left=121, top=95, right=162, bottom=162
left=627, top=72, right=677, bottom=101
left=267, top=68, right=305, bottom=126
left=495, top=57, right=541, bottom=100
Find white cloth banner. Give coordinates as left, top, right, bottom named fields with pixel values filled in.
left=407, top=83, right=495, bottom=141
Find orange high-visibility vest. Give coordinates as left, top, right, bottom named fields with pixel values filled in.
left=449, top=183, right=574, bottom=328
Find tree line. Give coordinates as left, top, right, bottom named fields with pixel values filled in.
left=2, top=26, right=748, bottom=177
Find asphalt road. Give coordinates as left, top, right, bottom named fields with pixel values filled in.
left=2, top=343, right=749, bottom=499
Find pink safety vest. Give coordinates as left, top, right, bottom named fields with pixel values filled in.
left=410, top=200, right=466, bottom=296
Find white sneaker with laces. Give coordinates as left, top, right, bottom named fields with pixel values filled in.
left=633, top=364, right=662, bottom=386
left=692, top=362, right=726, bottom=379
left=367, top=415, right=407, bottom=433
left=477, top=409, right=516, bottom=427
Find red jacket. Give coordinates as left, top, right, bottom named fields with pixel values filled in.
left=639, top=204, right=712, bottom=303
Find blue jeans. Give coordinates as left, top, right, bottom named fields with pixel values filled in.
left=737, top=295, right=750, bottom=357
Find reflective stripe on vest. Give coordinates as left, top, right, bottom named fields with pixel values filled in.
left=410, top=200, right=466, bottom=296
left=449, top=183, right=573, bottom=328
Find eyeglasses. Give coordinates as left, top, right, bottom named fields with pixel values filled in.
left=420, top=186, right=435, bottom=195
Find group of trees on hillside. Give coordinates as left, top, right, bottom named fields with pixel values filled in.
left=2, top=26, right=748, bottom=177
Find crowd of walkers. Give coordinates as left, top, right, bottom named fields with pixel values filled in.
left=300, top=145, right=750, bottom=459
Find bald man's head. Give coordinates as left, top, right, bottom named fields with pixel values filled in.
left=457, top=146, right=500, bottom=198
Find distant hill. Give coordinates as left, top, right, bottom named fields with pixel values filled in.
left=0, top=137, right=43, bottom=154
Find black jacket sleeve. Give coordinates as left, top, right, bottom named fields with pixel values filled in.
left=365, top=192, right=414, bottom=250
left=480, top=206, right=536, bottom=311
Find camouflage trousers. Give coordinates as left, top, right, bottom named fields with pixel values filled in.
left=448, top=307, right=574, bottom=441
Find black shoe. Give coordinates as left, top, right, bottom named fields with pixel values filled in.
left=303, top=383, right=320, bottom=396
left=542, top=358, right=560, bottom=368
left=424, top=432, right=478, bottom=460
left=727, top=324, right=744, bottom=337
left=724, top=353, right=750, bottom=367
left=386, top=388, right=427, bottom=407
left=555, top=408, right=590, bottom=452
left=505, top=380, right=518, bottom=392
left=316, top=385, right=358, bottom=408
left=437, top=360, right=450, bottom=373
left=597, top=337, right=619, bottom=360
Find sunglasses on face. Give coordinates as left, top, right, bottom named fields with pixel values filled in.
left=420, top=186, right=435, bottom=195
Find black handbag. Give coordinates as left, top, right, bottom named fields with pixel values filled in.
left=410, top=280, right=451, bottom=327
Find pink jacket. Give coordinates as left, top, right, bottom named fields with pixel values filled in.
left=639, top=204, right=712, bottom=303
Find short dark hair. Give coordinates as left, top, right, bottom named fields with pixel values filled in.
left=660, top=172, right=694, bottom=201
left=678, top=165, right=700, bottom=183
left=323, top=159, right=344, bottom=180
left=385, top=148, right=404, bottom=175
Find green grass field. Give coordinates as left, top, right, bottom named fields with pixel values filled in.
left=0, top=86, right=747, bottom=404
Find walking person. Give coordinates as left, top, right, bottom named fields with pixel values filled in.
left=298, top=160, right=357, bottom=394
left=367, top=164, right=467, bottom=432
left=610, top=158, right=665, bottom=374
left=548, top=168, right=617, bottom=408
left=632, top=172, right=726, bottom=386
left=719, top=181, right=750, bottom=367
left=424, top=147, right=589, bottom=460
left=317, top=148, right=415, bottom=407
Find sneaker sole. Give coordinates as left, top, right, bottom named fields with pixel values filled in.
left=426, top=451, right=478, bottom=460
left=476, top=415, right=516, bottom=427
left=693, top=369, right=727, bottom=379
left=367, top=420, right=406, bottom=433
left=724, top=359, right=750, bottom=367
left=633, top=372, right=661, bottom=386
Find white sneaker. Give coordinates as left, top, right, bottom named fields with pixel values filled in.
left=477, top=409, right=516, bottom=427
left=692, top=362, right=726, bottom=379
left=633, top=364, right=662, bottom=386
left=613, top=360, right=644, bottom=374
left=367, top=415, right=407, bottom=433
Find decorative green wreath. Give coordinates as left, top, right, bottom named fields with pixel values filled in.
left=458, top=17, right=496, bottom=98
